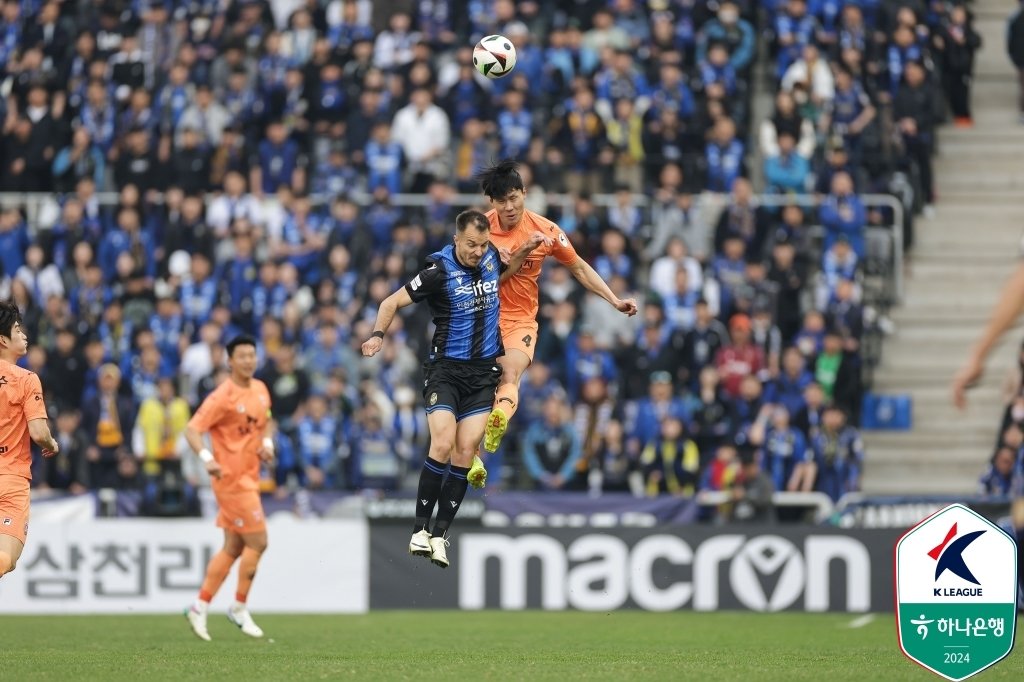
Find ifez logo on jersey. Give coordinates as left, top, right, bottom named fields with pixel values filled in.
left=896, top=503, right=1017, bottom=681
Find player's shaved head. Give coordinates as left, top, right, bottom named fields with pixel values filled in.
left=456, top=209, right=489, bottom=233
left=476, top=159, right=524, bottom=199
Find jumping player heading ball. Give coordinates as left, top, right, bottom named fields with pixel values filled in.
left=474, top=160, right=638, bottom=486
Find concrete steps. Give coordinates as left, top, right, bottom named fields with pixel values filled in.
left=861, top=0, right=1024, bottom=495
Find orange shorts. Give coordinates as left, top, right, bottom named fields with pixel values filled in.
left=215, top=489, right=266, bottom=535
left=0, top=474, right=30, bottom=544
left=500, top=319, right=539, bottom=364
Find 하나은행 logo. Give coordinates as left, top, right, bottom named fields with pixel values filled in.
left=896, top=503, right=1017, bottom=681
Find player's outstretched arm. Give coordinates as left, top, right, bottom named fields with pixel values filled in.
left=362, top=287, right=414, bottom=357
left=567, top=257, right=638, bottom=316
left=952, top=261, right=1024, bottom=408
left=27, top=418, right=59, bottom=457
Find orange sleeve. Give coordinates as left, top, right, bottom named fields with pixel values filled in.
left=21, top=373, right=48, bottom=422
left=550, top=227, right=579, bottom=267
left=189, top=389, right=227, bottom=433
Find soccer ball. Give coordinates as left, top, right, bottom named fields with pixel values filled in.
left=473, top=34, right=517, bottom=79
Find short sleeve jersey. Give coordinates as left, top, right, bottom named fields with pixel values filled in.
left=405, top=243, right=505, bottom=361
left=487, top=209, right=579, bottom=322
left=0, top=359, right=48, bottom=480
left=187, top=377, right=272, bottom=494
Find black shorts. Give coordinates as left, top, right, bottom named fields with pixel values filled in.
left=422, top=359, right=501, bottom=421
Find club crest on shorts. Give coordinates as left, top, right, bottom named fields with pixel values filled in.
left=234, top=518, right=244, bottom=527
left=2, top=517, right=11, bottom=526
left=429, top=392, right=438, bottom=406
left=237, top=404, right=246, bottom=413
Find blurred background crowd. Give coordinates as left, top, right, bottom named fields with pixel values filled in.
left=0, top=0, right=982, bottom=514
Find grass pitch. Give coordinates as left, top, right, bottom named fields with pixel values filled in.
left=1, top=611, right=1020, bottom=681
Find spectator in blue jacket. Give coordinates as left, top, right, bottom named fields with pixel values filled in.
left=624, top=371, right=692, bottom=455
left=347, top=402, right=401, bottom=491
left=762, top=406, right=811, bottom=491
left=697, top=2, right=756, bottom=72
left=296, top=394, right=343, bottom=490
left=819, top=171, right=866, bottom=257
left=364, top=121, right=403, bottom=196
left=978, top=446, right=1019, bottom=497
left=763, top=130, right=811, bottom=194
left=52, top=127, right=105, bottom=194
left=806, top=405, right=863, bottom=501
left=522, top=393, right=583, bottom=491
left=764, top=347, right=814, bottom=416
left=565, top=326, right=618, bottom=403
left=649, top=62, right=696, bottom=121
left=705, top=117, right=745, bottom=192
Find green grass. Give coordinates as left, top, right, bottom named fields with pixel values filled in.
left=0, top=612, right=1021, bottom=681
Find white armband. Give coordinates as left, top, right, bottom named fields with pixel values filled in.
left=198, top=448, right=214, bottom=464
left=262, top=437, right=275, bottom=453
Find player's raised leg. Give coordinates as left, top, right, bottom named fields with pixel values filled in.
left=228, top=530, right=268, bottom=638
left=483, top=342, right=532, bottom=455
left=430, top=411, right=490, bottom=568
left=187, top=530, right=243, bottom=642
left=411, top=408, right=456, bottom=557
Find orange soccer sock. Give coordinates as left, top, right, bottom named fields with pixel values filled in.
left=493, top=383, right=520, bottom=421
left=234, top=547, right=263, bottom=604
left=198, top=550, right=237, bottom=603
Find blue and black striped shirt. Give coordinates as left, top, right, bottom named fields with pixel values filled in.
left=405, top=244, right=504, bottom=362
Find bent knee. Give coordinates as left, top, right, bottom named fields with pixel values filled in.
left=451, top=446, right=477, bottom=468
left=501, top=366, right=523, bottom=385
left=428, top=440, right=456, bottom=460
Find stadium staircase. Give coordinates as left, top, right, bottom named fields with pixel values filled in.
left=862, top=0, right=1024, bottom=494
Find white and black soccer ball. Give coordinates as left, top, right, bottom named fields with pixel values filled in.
left=473, top=34, right=517, bottom=79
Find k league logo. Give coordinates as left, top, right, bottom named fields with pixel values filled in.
left=928, top=523, right=984, bottom=591
left=896, top=503, right=1017, bottom=681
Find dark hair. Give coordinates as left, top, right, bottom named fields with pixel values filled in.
left=0, top=301, right=21, bottom=339
left=476, top=159, right=525, bottom=199
left=455, top=209, right=489, bottom=233
left=226, top=334, right=258, bottom=357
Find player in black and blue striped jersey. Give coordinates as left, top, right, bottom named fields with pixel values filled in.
left=362, top=209, right=545, bottom=568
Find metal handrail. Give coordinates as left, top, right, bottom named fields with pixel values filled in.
left=0, top=190, right=903, bottom=301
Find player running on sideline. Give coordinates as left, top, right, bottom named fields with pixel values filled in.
left=474, top=160, right=638, bottom=486
left=0, top=302, right=58, bottom=580
left=362, top=210, right=541, bottom=568
left=184, top=334, right=274, bottom=641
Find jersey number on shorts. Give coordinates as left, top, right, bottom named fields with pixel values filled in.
left=522, top=334, right=532, bottom=348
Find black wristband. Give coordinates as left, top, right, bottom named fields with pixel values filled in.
left=371, top=330, right=385, bottom=339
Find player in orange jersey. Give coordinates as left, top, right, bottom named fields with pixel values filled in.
left=183, top=334, right=274, bottom=641
left=0, top=302, right=59, bottom=580
left=471, top=160, right=638, bottom=487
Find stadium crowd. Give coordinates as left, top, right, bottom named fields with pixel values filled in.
left=0, top=0, right=979, bottom=513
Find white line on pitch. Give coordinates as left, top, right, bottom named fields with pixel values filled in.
left=847, top=614, right=876, bottom=628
